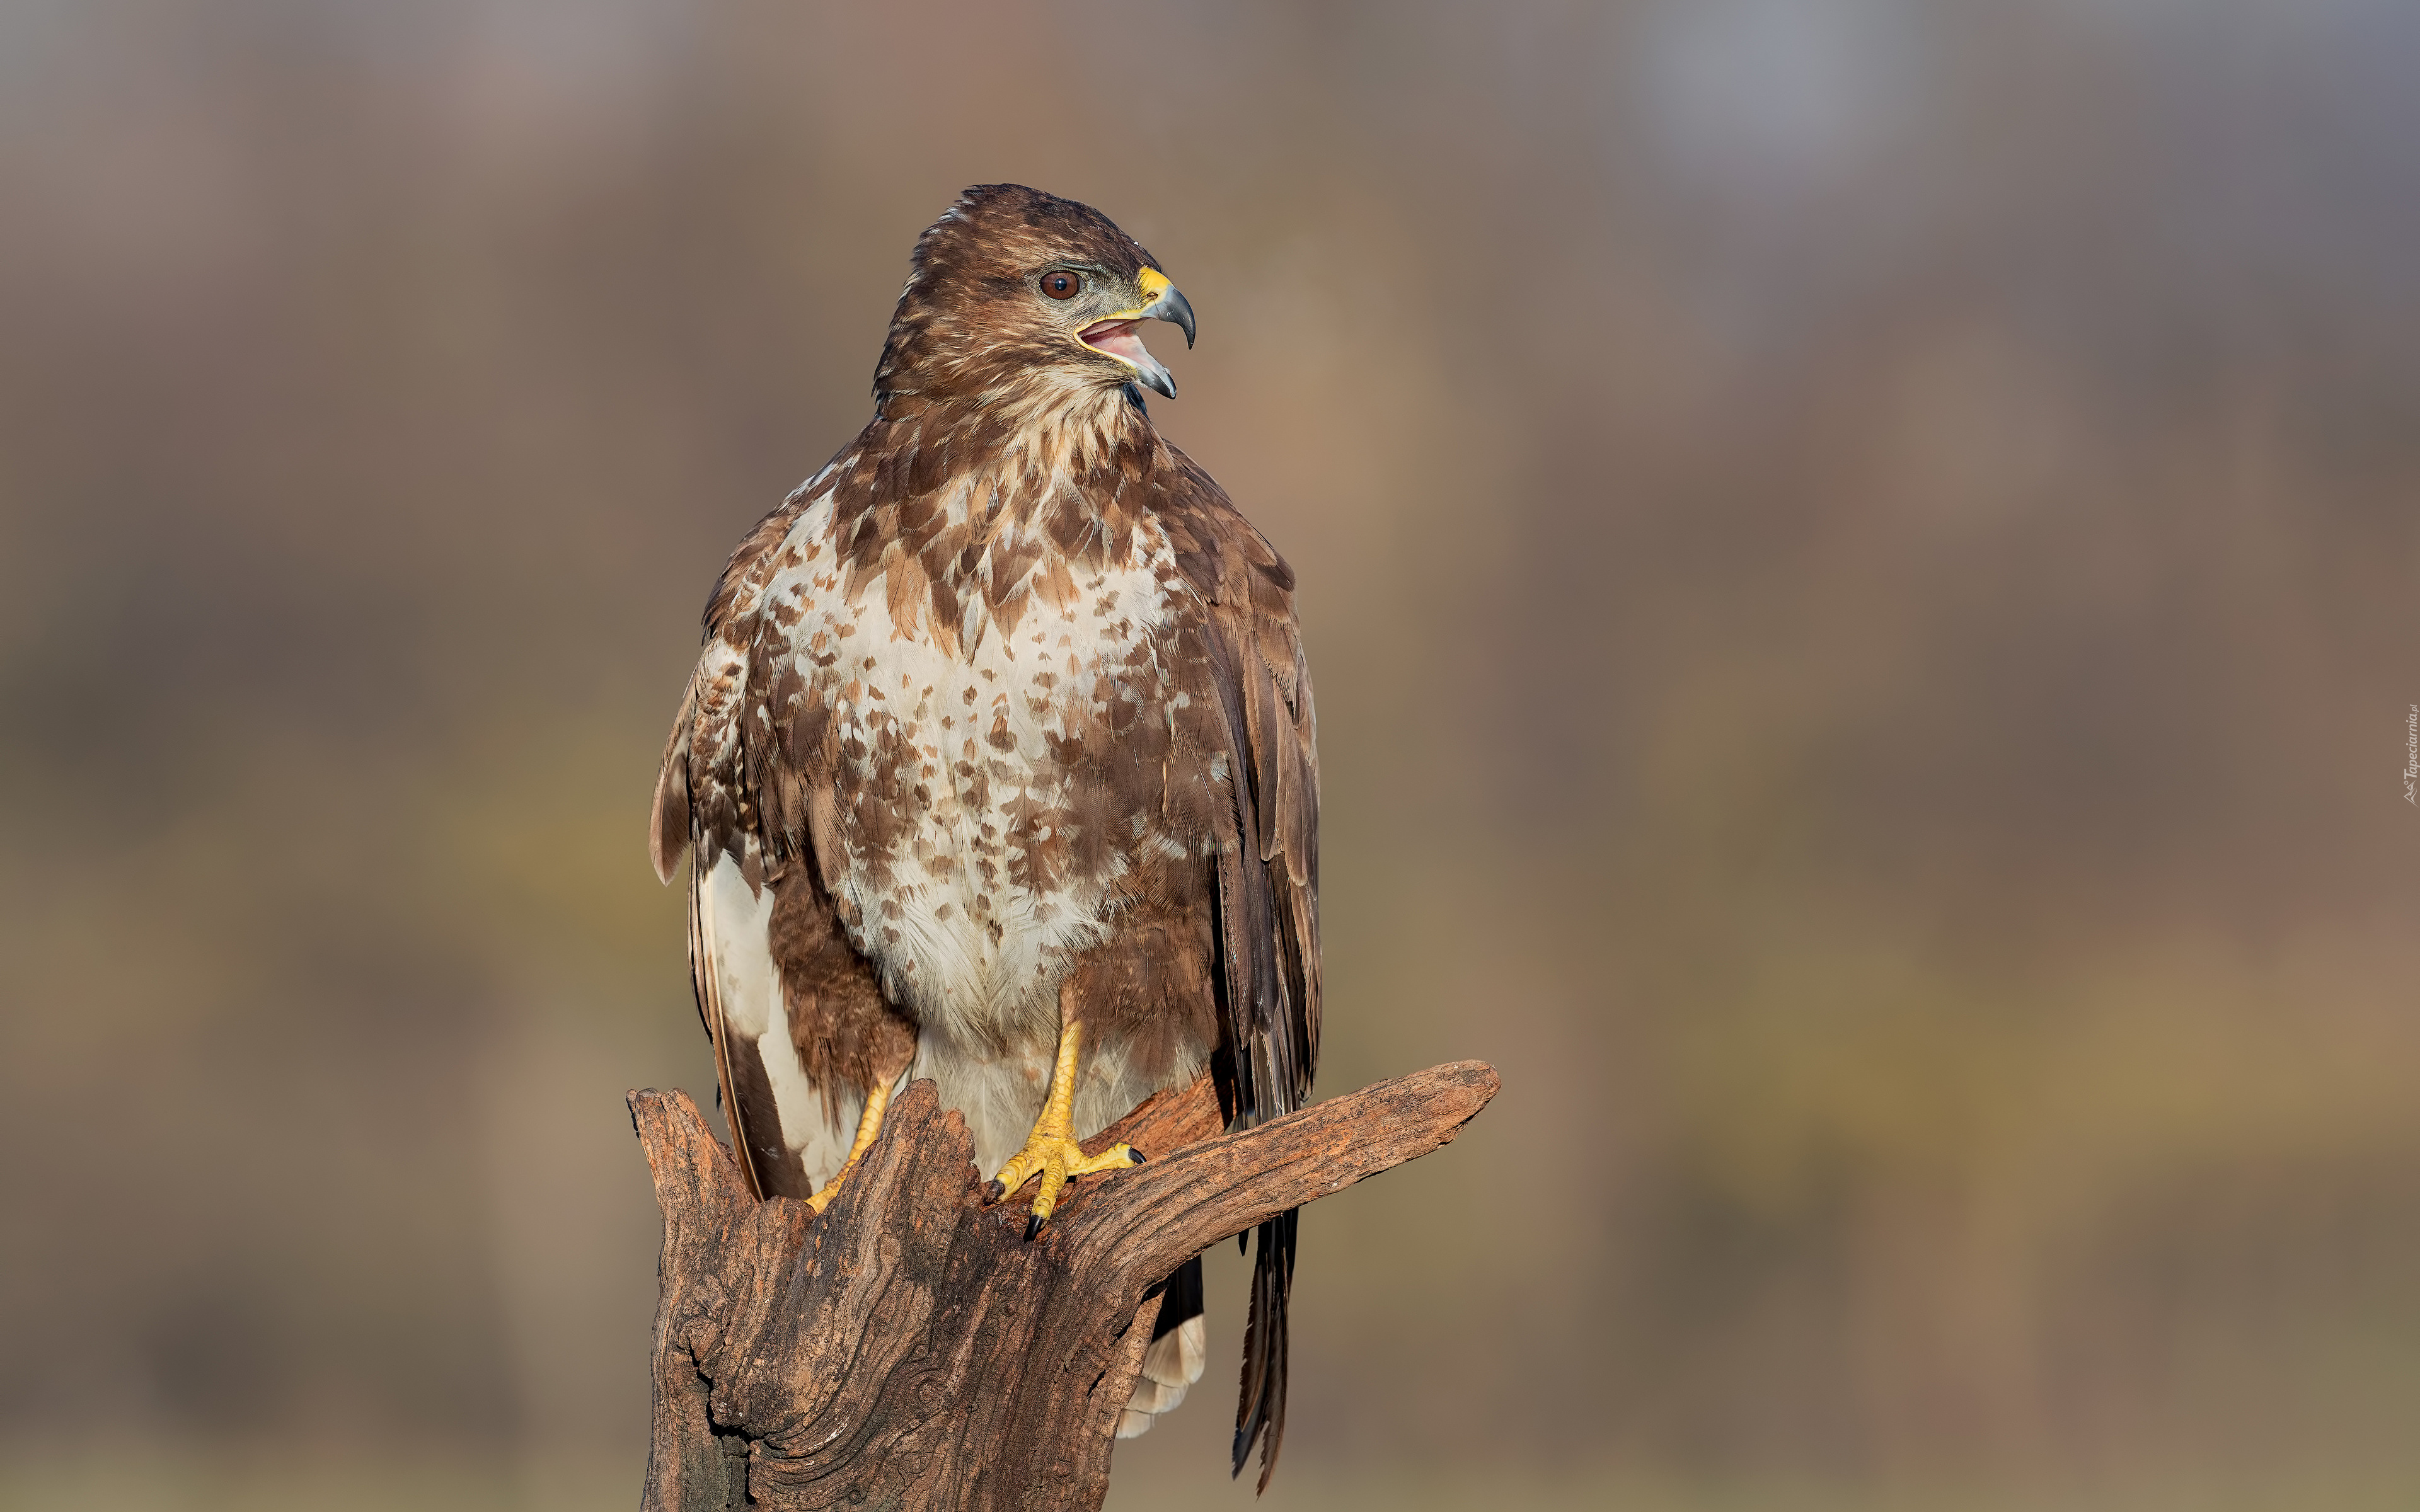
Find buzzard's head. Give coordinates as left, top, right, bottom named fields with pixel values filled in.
left=873, top=184, right=1196, bottom=411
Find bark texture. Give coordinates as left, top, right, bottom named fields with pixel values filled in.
left=628, top=1060, right=1499, bottom=1512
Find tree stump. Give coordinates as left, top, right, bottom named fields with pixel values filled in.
left=628, top=1060, right=1499, bottom=1511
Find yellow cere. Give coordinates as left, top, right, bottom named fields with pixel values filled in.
left=1086, top=266, right=1175, bottom=333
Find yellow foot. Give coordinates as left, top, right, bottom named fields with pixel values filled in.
left=985, top=1014, right=1144, bottom=1237
left=986, top=1127, right=1142, bottom=1238
left=804, top=1077, right=894, bottom=1215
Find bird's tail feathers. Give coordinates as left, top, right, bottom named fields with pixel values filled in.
left=1232, top=1209, right=1296, bottom=1491
left=1119, top=1255, right=1208, bottom=1439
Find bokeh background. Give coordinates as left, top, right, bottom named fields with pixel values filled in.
left=4, top=2, right=2417, bottom=1508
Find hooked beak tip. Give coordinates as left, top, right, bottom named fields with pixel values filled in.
left=1145, top=281, right=1197, bottom=350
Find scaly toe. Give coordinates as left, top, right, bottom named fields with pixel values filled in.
left=990, top=1135, right=1139, bottom=1229
left=805, top=1166, right=851, bottom=1215
left=1067, top=1141, right=1140, bottom=1178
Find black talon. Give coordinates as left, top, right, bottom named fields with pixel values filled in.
left=1025, top=1213, right=1043, bottom=1242
left=1128, top=1148, right=1147, bottom=1163
left=984, top=1179, right=1003, bottom=1201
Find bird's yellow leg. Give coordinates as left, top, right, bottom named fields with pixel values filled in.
left=805, top=1076, right=894, bottom=1214
left=987, top=1003, right=1141, bottom=1237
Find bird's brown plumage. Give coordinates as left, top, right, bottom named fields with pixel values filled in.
left=649, top=185, right=1318, bottom=1485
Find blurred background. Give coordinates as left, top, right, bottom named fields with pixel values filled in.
left=3, top=1, right=2416, bottom=1508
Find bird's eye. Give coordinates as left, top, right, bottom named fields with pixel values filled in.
left=1041, top=271, right=1082, bottom=300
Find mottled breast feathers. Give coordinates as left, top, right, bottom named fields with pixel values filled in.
left=649, top=416, right=1319, bottom=1125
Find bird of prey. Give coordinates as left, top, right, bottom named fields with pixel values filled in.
left=648, top=184, right=1319, bottom=1484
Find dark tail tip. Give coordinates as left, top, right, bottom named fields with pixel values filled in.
left=1231, top=1208, right=1296, bottom=1489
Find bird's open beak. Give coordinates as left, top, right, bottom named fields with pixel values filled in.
left=1078, top=266, right=1196, bottom=399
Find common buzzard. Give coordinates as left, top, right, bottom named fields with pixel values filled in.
left=649, top=184, right=1319, bottom=1484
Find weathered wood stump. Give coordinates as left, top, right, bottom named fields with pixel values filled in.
left=629, top=1060, right=1499, bottom=1511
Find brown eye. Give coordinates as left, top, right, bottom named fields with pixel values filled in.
left=1041, top=270, right=1081, bottom=300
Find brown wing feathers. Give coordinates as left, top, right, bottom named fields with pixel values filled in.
left=648, top=672, right=698, bottom=887
left=1166, top=454, right=1321, bottom=1491
left=652, top=495, right=812, bottom=1204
